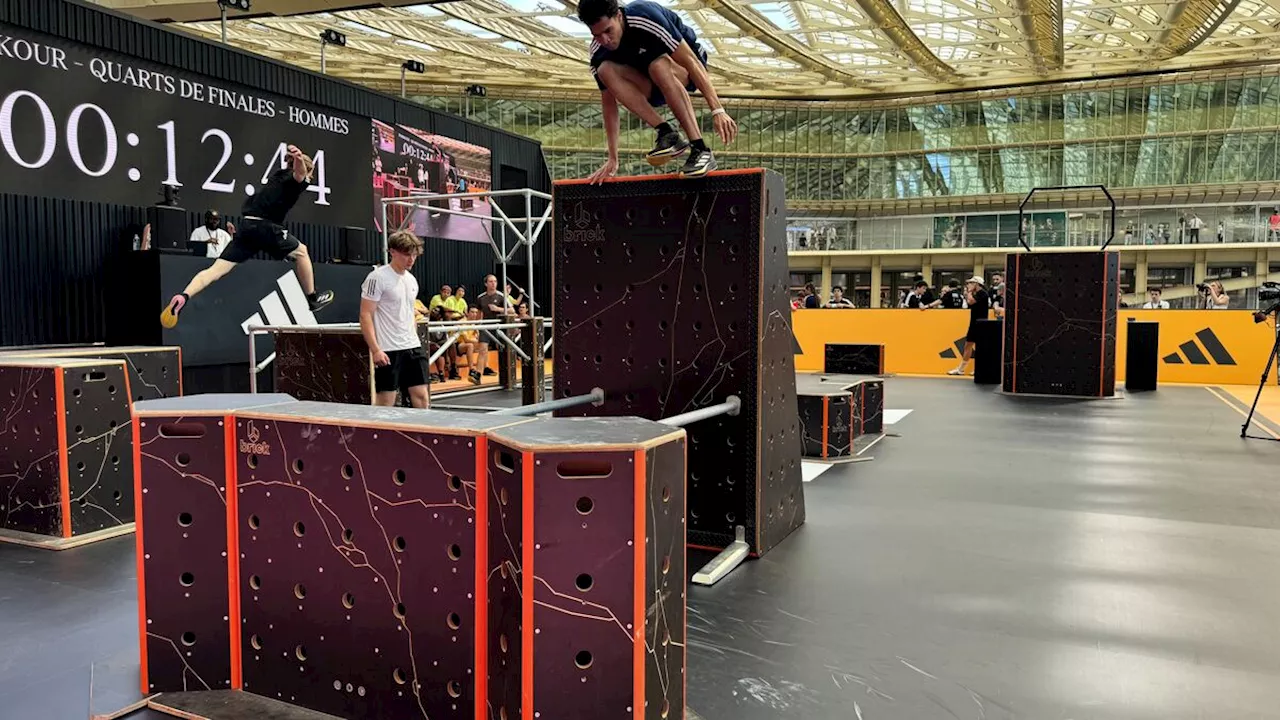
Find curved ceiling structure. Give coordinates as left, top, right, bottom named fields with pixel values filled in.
left=90, top=0, right=1280, bottom=99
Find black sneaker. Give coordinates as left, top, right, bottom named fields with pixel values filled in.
left=483, top=368, right=496, bottom=376
left=309, top=290, right=335, bottom=312
left=646, top=127, right=688, bottom=167
left=680, top=148, right=716, bottom=178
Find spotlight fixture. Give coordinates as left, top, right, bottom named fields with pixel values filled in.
left=320, top=29, right=347, bottom=47
left=466, top=84, right=487, bottom=97
left=400, top=59, right=425, bottom=97
left=217, top=0, right=251, bottom=10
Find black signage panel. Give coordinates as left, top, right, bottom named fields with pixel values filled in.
left=0, top=23, right=370, bottom=227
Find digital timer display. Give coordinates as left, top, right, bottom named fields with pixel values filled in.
left=0, top=24, right=370, bottom=228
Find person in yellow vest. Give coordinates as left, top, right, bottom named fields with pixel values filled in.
left=455, top=306, right=489, bottom=385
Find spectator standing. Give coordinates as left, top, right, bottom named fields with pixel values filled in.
left=1142, top=288, right=1169, bottom=309
left=940, top=280, right=966, bottom=309
left=826, top=286, right=854, bottom=308
left=948, top=276, right=989, bottom=376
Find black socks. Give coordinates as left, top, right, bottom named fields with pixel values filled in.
left=656, top=122, right=674, bottom=135
left=306, top=292, right=317, bottom=302
left=691, top=138, right=709, bottom=153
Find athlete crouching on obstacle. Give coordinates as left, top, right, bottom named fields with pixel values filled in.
left=360, top=231, right=431, bottom=408
left=579, top=0, right=738, bottom=182
left=159, top=145, right=335, bottom=328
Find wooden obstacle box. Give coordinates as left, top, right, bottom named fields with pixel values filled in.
left=132, top=393, right=298, bottom=697
left=823, top=343, right=885, bottom=376
left=795, top=375, right=884, bottom=460
left=1, top=345, right=182, bottom=402
left=551, top=169, right=805, bottom=558
left=271, top=326, right=434, bottom=404
left=0, top=356, right=137, bottom=547
left=1003, top=251, right=1120, bottom=398
left=227, top=401, right=530, bottom=719
left=485, top=416, right=687, bottom=720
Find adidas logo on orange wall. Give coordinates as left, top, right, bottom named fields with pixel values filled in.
left=939, top=337, right=966, bottom=359
left=1163, top=328, right=1236, bottom=366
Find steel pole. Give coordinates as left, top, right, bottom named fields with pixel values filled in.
left=658, top=396, right=742, bottom=427
left=491, top=387, right=605, bottom=416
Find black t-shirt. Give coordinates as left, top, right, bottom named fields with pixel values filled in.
left=906, top=289, right=936, bottom=308
left=477, top=290, right=506, bottom=320
left=243, top=168, right=309, bottom=224
left=968, top=288, right=990, bottom=322
left=941, top=290, right=964, bottom=309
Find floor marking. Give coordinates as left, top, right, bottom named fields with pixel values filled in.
left=1205, top=386, right=1280, bottom=440
left=883, top=409, right=912, bottom=425
left=801, top=462, right=833, bottom=483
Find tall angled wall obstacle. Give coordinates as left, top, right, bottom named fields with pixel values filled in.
left=550, top=169, right=805, bottom=559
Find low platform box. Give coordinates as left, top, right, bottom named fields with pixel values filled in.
left=485, top=416, right=688, bottom=720
left=823, top=344, right=885, bottom=375
left=272, top=325, right=431, bottom=404
left=0, top=357, right=137, bottom=546
left=132, top=393, right=298, bottom=696
left=1, top=345, right=183, bottom=402
left=796, top=374, right=884, bottom=459
left=229, top=401, right=531, bottom=720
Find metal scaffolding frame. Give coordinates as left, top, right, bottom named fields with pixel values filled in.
left=380, top=187, right=552, bottom=317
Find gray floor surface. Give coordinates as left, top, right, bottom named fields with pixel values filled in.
left=4, top=378, right=1280, bottom=719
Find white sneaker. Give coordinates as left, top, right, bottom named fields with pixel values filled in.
left=947, top=367, right=965, bottom=375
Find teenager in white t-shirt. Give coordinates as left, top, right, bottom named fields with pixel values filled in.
left=360, top=230, right=430, bottom=408
left=1141, top=287, right=1170, bottom=309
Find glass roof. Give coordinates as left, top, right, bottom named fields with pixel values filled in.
left=101, top=0, right=1280, bottom=98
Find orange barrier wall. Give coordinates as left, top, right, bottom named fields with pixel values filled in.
left=792, top=309, right=1277, bottom=386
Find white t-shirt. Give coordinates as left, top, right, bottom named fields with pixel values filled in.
left=1142, top=300, right=1170, bottom=309
left=189, top=227, right=232, bottom=258
left=361, top=265, right=421, bottom=352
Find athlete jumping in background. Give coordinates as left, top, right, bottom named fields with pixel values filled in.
left=578, top=0, right=738, bottom=182
left=160, top=144, right=335, bottom=328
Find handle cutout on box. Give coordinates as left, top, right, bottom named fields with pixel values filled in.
left=159, top=423, right=207, bottom=439
left=556, top=460, right=613, bottom=479
left=494, top=451, right=516, bottom=474
left=83, top=371, right=108, bottom=382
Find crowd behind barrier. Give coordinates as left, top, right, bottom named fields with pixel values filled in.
left=791, top=307, right=1277, bottom=386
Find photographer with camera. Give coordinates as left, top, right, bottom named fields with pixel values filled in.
left=1199, top=281, right=1229, bottom=309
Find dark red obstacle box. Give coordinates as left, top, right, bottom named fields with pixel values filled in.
left=2, top=345, right=182, bottom=402
left=551, top=169, right=805, bottom=561
left=1003, top=251, right=1120, bottom=398
left=228, top=401, right=531, bottom=720
left=132, top=393, right=297, bottom=697
left=796, top=375, right=885, bottom=460
left=0, top=356, right=136, bottom=548
left=486, top=416, right=687, bottom=720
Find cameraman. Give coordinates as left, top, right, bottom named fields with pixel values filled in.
left=1201, top=281, right=1229, bottom=309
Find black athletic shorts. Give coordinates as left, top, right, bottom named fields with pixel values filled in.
left=966, top=320, right=982, bottom=343
left=648, top=47, right=709, bottom=108
left=219, top=218, right=301, bottom=263
left=374, top=346, right=430, bottom=394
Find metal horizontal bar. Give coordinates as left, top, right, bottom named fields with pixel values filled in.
left=659, top=396, right=742, bottom=427
left=490, top=387, right=605, bottom=416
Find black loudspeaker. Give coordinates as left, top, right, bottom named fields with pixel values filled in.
left=147, top=205, right=189, bottom=254
left=973, top=319, right=1003, bottom=385
left=340, top=226, right=374, bottom=264
left=1125, top=320, right=1159, bottom=392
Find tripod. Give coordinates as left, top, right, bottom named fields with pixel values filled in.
left=1240, top=301, right=1280, bottom=442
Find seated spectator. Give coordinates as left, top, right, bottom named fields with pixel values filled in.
left=429, top=284, right=465, bottom=321
left=940, top=280, right=966, bottom=309
left=1142, top=288, right=1169, bottom=309
left=826, top=285, right=855, bottom=308
left=424, top=306, right=450, bottom=383
left=456, top=306, right=489, bottom=385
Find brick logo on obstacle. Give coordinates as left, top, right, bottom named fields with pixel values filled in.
left=561, top=202, right=605, bottom=243
left=239, top=420, right=272, bottom=456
